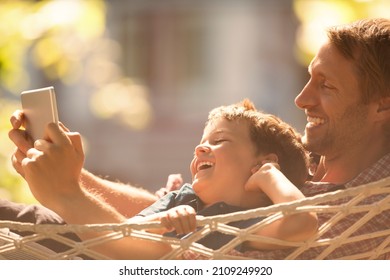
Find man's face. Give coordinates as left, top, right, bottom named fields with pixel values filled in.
left=295, top=41, right=376, bottom=158
left=190, top=118, right=262, bottom=207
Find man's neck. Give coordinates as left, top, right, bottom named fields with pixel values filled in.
left=312, top=144, right=389, bottom=184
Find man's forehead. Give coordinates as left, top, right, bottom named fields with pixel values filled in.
left=308, top=42, right=332, bottom=72
left=307, top=41, right=350, bottom=80
left=307, top=41, right=362, bottom=99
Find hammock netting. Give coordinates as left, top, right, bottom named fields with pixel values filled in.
left=1, top=177, right=389, bottom=260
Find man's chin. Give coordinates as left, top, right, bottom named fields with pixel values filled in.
left=302, top=135, right=313, bottom=151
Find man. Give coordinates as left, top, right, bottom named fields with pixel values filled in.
left=297, top=18, right=390, bottom=186
left=4, top=18, right=390, bottom=258
left=222, top=17, right=390, bottom=260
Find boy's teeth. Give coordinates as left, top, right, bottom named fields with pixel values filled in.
left=197, top=161, right=214, bottom=171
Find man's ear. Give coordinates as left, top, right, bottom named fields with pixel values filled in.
left=376, top=97, right=390, bottom=121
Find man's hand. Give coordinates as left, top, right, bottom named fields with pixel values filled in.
left=8, top=110, right=33, bottom=177
left=21, top=122, right=85, bottom=210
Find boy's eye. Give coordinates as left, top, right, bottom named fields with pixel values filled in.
left=213, top=139, right=225, bottom=144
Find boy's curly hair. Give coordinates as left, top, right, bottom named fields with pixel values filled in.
left=207, top=99, right=309, bottom=188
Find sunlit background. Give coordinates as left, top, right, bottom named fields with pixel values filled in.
left=0, top=0, right=389, bottom=203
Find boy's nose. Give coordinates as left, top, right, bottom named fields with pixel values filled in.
left=194, top=144, right=211, bottom=156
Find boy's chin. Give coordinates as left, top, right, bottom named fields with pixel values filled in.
left=191, top=180, right=202, bottom=191
left=191, top=179, right=211, bottom=194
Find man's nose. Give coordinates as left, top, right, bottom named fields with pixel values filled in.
left=295, top=80, right=317, bottom=109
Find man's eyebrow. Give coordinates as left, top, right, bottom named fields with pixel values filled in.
left=307, top=59, right=329, bottom=80
left=307, top=60, right=316, bottom=75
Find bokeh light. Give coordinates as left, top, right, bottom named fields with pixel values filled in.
left=90, top=79, right=152, bottom=130
left=0, top=0, right=388, bottom=202
left=293, top=0, right=390, bottom=65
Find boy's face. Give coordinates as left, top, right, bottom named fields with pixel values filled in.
left=190, top=117, right=264, bottom=207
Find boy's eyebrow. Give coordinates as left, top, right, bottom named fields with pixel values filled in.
left=213, top=129, right=228, bottom=135
left=200, top=129, right=231, bottom=143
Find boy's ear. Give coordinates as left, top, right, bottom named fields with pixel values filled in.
left=251, top=153, right=279, bottom=174
left=259, top=153, right=279, bottom=164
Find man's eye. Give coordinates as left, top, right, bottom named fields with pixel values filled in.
left=321, top=82, right=335, bottom=90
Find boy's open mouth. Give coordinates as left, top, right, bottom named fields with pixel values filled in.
left=197, top=161, right=214, bottom=172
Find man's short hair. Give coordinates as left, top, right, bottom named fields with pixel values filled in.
left=327, top=18, right=390, bottom=103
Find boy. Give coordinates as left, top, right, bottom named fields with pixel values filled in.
left=19, top=98, right=317, bottom=259
left=132, top=99, right=317, bottom=252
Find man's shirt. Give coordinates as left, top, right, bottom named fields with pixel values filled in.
left=184, top=152, right=390, bottom=259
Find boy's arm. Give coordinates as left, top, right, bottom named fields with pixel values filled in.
left=245, top=163, right=318, bottom=250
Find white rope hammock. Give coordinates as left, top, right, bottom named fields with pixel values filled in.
left=1, top=176, right=390, bottom=260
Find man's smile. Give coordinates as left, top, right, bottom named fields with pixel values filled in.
left=306, top=115, right=325, bottom=128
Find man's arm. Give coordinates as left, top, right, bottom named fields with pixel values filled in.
left=21, top=123, right=171, bottom=259
left=9, top=110, right=158, bottom=217
left=79, top=169, right=158, bottom=218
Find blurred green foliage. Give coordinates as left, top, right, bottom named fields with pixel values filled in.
left=0, top=100, right=36, bottom=203
left=0, top=0, right=106, bottom=93
left=0, top=0, right=106, bottom=203
left=293, top=0, right=390, bottom=65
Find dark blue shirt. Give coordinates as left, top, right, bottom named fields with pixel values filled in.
left=137, top=184, right=262, bottom=250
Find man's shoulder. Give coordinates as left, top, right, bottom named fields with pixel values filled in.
left=302, top=152, right=390, bottom=196
left=345, top=152, right=390, bottom=188
left=301, top=181, right=342, bottom=197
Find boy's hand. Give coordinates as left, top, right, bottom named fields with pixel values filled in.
left=155, top=174, right=183, bottom=198
left=245, top=161, right=280, bottom=192
left=159, top=205, right=196, bottom=235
